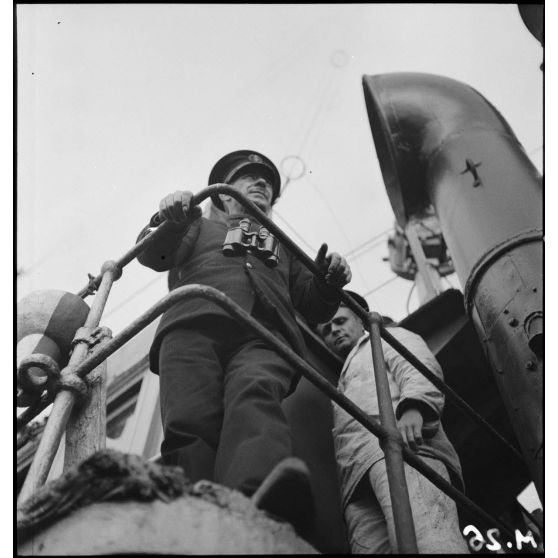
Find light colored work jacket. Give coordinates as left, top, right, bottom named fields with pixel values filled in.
left=332, top=327, right=463, bottom=509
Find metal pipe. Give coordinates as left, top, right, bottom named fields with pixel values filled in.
left=17, top=285, right=517, bottom=538
left=18, top=266, right=118, bottom=505
left=17, top=391, right=76, bottom=505
left=362, top=72, right=542, bottom=497
left=367, top=312, right=417, bottom=553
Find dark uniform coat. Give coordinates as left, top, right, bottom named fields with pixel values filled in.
left=138, top=212, right=341, bottom=371
left=136, top=212, right=342, bottom=493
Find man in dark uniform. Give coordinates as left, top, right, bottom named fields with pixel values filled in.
left=136, top=150, right=351, bottom=531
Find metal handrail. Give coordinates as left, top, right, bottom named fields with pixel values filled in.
left=17, top=185, right=529, bottom=551
left=22, top=186, right=522, bottom=460
left=17, top=285, right=518, bottom=543
left=42, top=184, right=520, bottom=465
left=134, top=184, right=522, bottom=462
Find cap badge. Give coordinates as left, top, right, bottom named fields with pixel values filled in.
left=248, top=154, right=263, bottom=163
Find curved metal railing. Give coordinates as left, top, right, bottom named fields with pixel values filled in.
left=17, top=186, right=535, bottom=552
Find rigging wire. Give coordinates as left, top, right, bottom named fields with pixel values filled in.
left=343, top=228, right=392, bottom=259
left=294, top=70, right=338, bottom=159
left=346, top=238, right=390, bottom=262
left=361, top=275, right=399, bottom=298
left=280, top=18, right=356, bottom=196
left=302, top=173, right=378, bottom=295
left=273, top=210, right=317, bottom=254
left=280, top=74, right=338, bottom=197
left=103, top=274, right=166, bottom=319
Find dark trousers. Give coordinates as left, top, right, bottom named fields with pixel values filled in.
left=158, top=316, right=296, bottom=495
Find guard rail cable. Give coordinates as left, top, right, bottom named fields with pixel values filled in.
left=16, top=185, right=535, bottom=553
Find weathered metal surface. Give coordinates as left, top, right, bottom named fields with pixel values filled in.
left=398, top=289, right=531, bottom=518
left=64, top=358, right=108, bottom=471
left=362, top=71, right=542, bottom=497
left=18, top=267, right=119, bottom=504
left=468, top=243, right=543, bottom=498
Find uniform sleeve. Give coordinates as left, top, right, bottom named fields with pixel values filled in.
left=287, top=250, right=341, bottom=324
left=136, top=213, right=201, bottom=272
left=383, top=327, right=445, bottom=426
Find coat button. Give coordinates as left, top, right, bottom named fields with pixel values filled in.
left=246, top=262, right=253, bottom=269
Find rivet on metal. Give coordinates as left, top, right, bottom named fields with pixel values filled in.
left=508, top=318, right=519, bottom=327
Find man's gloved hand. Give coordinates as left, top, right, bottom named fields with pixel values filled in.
left=158, top=190, right=201, bottom=224
left=315, top=243, right=352, bottom=287
left=397, top=408, right=424, bottom=452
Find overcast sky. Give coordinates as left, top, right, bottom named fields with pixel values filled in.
left=16, top=3, right=543, bottom=332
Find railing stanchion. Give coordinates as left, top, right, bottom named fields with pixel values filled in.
left=17, top=186, right=533, bottom=543
left=367, top=312, right=418, bottom=553
left=18, top=264, right=119, bottom=505
left=69, top=185, right=526, bottom=465
left=17, top=285, right=520, bottom=540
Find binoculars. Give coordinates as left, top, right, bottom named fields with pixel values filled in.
left=223, top=219, right=280, bottom=267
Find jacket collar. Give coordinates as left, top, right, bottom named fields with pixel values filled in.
left=340, top=331, right=370, bottom=375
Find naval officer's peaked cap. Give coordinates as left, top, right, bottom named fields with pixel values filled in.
left=208, top=150, right=281, bottom=210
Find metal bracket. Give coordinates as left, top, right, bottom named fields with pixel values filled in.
left=70, top=326, right=113, bottom=353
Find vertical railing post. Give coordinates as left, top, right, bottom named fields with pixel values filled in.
left=367, top=311, right=418, bottom=554
left=17, top=262, right=120, bottom=506
left=64, top=355, right=108, bottom=471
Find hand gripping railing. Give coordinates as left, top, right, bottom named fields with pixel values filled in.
left=17, top=185, right=526, bottom=552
